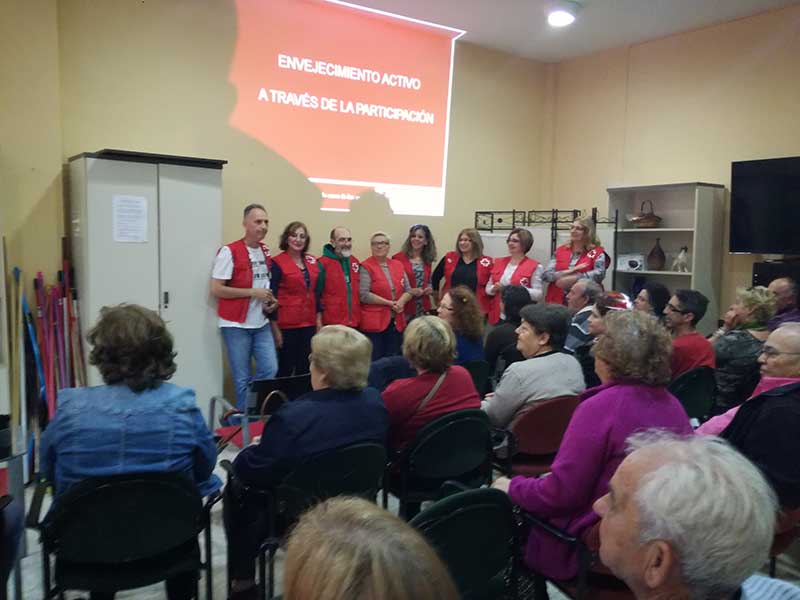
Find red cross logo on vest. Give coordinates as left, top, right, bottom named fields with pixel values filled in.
left=480, top=257, right=491, bottom=268
left=352, top=263, right=359, bottom=273
left=520, top=277, right=530, bottom=287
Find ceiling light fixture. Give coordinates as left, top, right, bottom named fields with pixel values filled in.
left=547, top=1, right=581, bottom=28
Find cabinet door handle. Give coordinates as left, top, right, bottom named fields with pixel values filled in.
left=163, top=291, right=169, bottom=307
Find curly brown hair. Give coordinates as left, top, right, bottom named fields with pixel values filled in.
left=446, top=286, right=484, bottom=341
left=593, top=310, right=672, bottom=386
left=88, top=304, right=177, bottom=392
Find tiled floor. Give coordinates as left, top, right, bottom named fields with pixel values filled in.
left=13, top=448, right=800, bottom=599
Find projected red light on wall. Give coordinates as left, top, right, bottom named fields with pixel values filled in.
left=229, top=0, right=464, bottom=214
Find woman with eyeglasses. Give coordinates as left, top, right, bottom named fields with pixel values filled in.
left=485, top=227, right=544, bottom=324
left=707, top=286, right=775, bottom=414
left=431, top=228, right=494, bottom=317
left=436, top=285, right=485, bottom=364
left=393, top=224, right=437, bottom=320
left=360, top=231, right=413, bottom=360
left=543, top=215, right=608, bottom=305
left=271, top=221, right=322, bottom=376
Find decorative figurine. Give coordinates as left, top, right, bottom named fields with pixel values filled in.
left=671, top=246, right=690, bottom=273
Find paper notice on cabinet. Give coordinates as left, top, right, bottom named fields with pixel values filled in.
left=112, top=195, right=148, bottom=243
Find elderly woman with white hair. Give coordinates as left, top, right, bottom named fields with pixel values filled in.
left=223, top=325, right=388, bottom=600
left=492, top=310, right=692, bottom=582
left=594, top=431, right=799, bottom=599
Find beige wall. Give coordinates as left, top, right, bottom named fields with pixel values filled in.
left=56, top=0, right=549, bottom=263
left=548, top=4, right=800, bottom=308
left=0, top=0, right=64, bottom=290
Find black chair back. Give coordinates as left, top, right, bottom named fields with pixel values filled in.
left=42, top=472, right=202, bottom=564
left=462, top=360, right=492, bottom=396
left=276, top=442, right=387, bottom=522
left=248, top=374, right=312, bottom=414
left=407, top=409, right=491, bottom=480
left=668, top=366, right=716, bottom=421
left=411, top=487, right=518, bottom=600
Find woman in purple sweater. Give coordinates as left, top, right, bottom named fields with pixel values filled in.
left=493, top=310, right=692, bottom=581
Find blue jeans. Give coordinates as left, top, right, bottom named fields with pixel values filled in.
left=220, top=324, right=278, bottom=411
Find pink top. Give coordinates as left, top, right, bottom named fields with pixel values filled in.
left=508, top=381, right=692, bottom=580
left=696, top=376, right=800, bottom=436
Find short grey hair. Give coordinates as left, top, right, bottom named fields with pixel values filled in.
left=627, top=431, right=777, bottom=600
left=243, top=203, right=266, bottom=218
left=575, top=280, right=602, bottom=304
left=310, top=326, right=372, bottom=390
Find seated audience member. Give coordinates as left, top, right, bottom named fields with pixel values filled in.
left=577, top=291, right=632, bottom=388
left=594, top=432, right=800, bottom=600
left=437, top=285, right=485, bottom=364
left=484, top=285, right=531, bottom=382
left=708, top=286, right=774, bottom=413
left=663, top=289, right=715, bottom=378
left=40, top=304, right=220, bottom=600
left=224, top=326, right=387, bottom=599
left=564, top=280, right=602, bottom=353
left=283, top=497, right=459, bottom=600
left=767, top=277, right=800, bottom=331
left=492, top=311, right=692, bottom=580
left=482, top=304, right=585, bottom=429
left=382, top=316, right=480, bottom=451
left=633, top=280, right=671, bottom=321
left=717, top=323, right=800, bottom=509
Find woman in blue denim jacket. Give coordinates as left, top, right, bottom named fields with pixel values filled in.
left=40, top=304, right=221, bottom=600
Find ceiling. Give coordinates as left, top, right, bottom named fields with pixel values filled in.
left=346, top=0, right=798, bottom=62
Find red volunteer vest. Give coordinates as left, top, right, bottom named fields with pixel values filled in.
left=216, top=239, right=271, bottom=323
left=488, top=256, right=540, bottom=324
left=442, top=251, right=493, bottom=316
left=360, top=257, right=407, bottom=333
left=544, top=244, right=606, bottom=305
left=318, top=254, right=361, bottom=328
left=392, top=252, right=432, bottom=318
left=273, top=252, right=320, bottom=329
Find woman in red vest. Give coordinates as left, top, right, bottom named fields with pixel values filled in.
left=271, top=221, right=321, bottom=376
left=543, top=215, right=609, bottom=305
left=359, top=231, right=413, bottom=360
left=393, top=224, right=437, bottom=321
left=485, top=228, right=544, bottom=324
left=431, top=228, right=493, bottom=317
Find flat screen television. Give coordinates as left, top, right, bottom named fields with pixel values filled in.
left=730, top=156, right=800, bottom=254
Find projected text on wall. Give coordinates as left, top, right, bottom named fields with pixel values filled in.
left=229, top=0, right=465, bottom=214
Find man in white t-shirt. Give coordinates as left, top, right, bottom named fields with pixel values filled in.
left=211, top=203, right=278, bottom=412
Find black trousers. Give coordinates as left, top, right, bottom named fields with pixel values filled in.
left=222, top=483, right=272, bottom=582
left=277, top=326, right=315, bottom=377
left=363, top=323, right=402, bottom=361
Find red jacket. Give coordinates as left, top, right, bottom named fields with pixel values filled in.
left=392, top=252, right=432, bottom=318
left=273, top=252, right=320, bottom=329
left=216, top=239, right=271, bottom=323
left=545, top=244, right=606, bottom=305
left=488, top=256, right=540, bottom=324
left=442, top=251, right=493, bottom=316
left=360, top=257, right=407, bottom=333
left=319, top=254, right=361, bottom=327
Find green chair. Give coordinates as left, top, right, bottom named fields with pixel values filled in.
left=222, top=442, right=387, bottom=599
left=463, top=359, right=492, bottom=395
left=383, top=409, right=493, bottom=519
left=668, top=366, right=716, bottom=421
left=410, top=486, right=521, bottom=600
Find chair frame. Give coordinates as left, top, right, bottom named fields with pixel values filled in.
left=26, top=473, right=221, bottom=600
left=221, top=441, right=387, bottom=599
left=668, top=366, right=717, bottom=422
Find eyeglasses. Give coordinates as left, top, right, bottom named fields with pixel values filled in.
left=760, top=346, right=800, bottom=358
left=371, top=241, right=389, bottom=247
left=665, top=303, right=690, bottom=314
